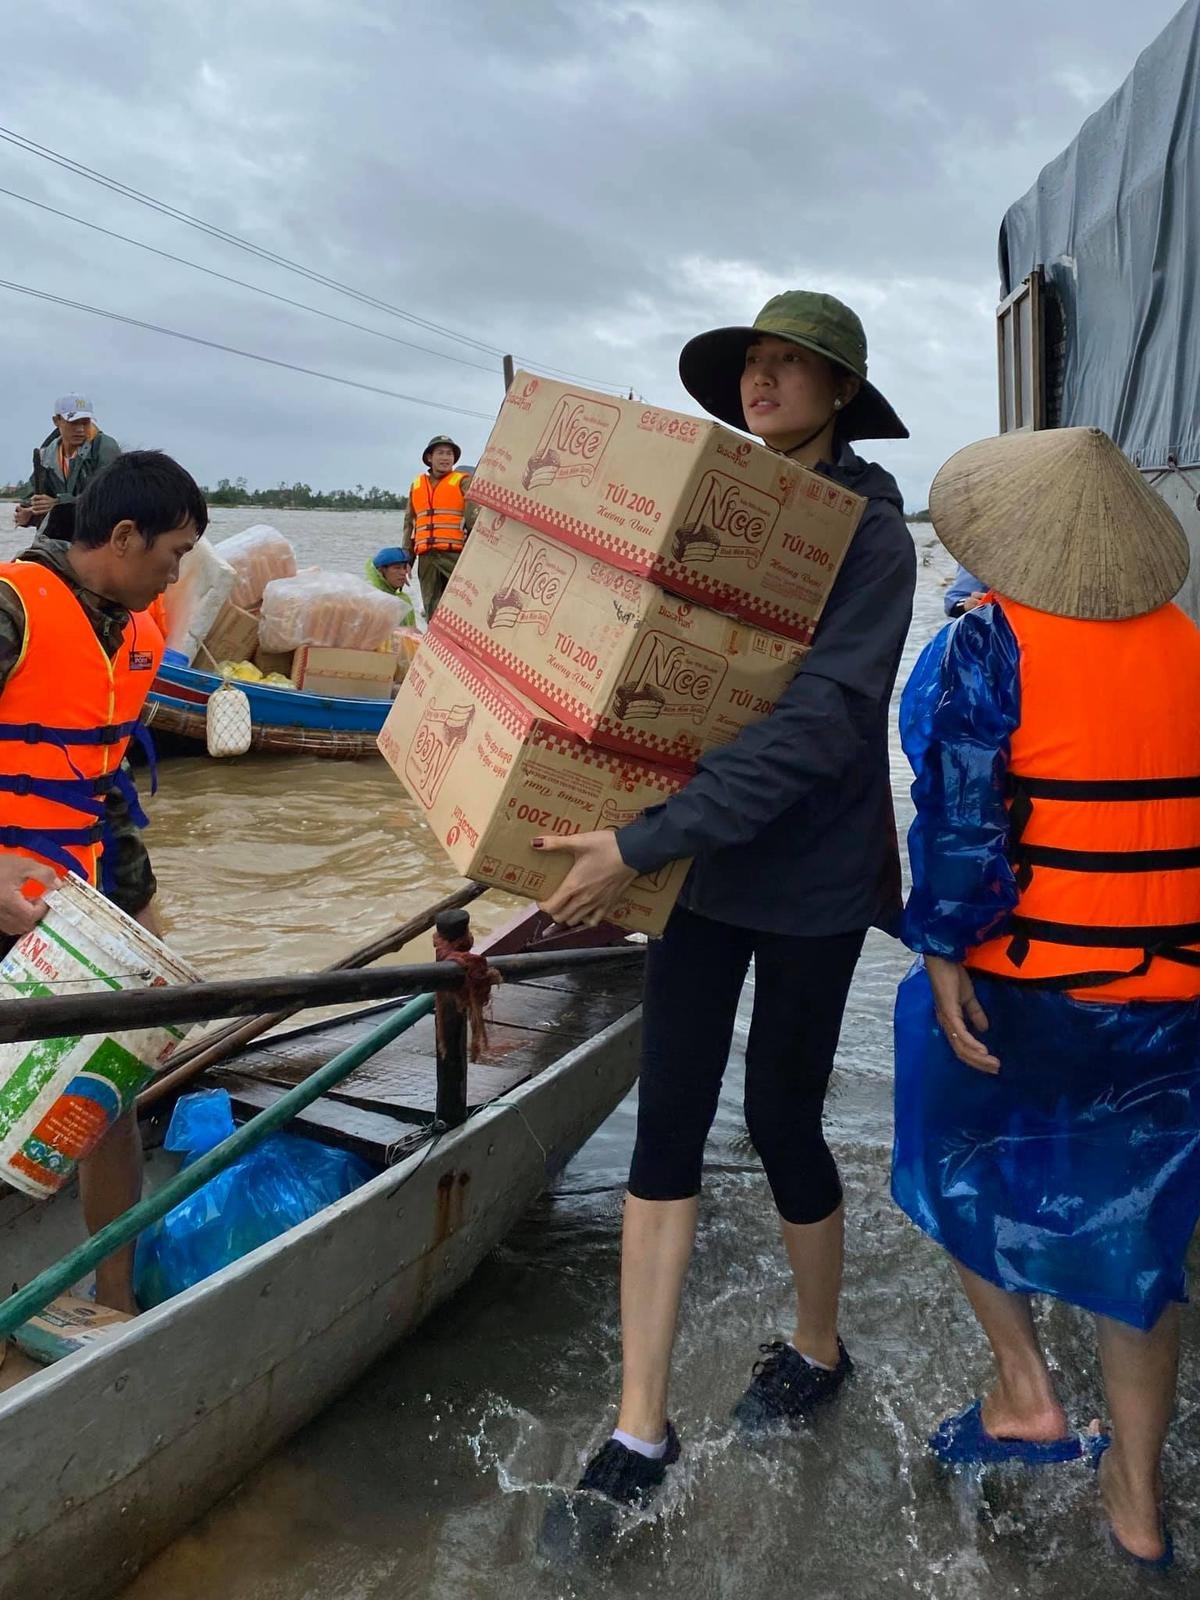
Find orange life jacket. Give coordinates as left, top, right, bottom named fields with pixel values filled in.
left=0, top=562, right=163, bottom=887
left=966, top=595, right=1200, bottom=1002
left=410, top=470, right=469, bottom=556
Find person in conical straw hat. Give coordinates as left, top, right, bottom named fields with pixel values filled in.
left=534, top=291, right=917, bottom=1560
left=892, top=426, right=1199, bottom=1569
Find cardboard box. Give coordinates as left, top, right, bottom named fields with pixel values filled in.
left=469, top=372, right=865, bottom=643
left=377, top=630, right=691, bottom=935
left=435, top=511, right=806, bottom=770
left=13, top=1295, right=132, bottom=1366
left=253, top=646, right=295, bottom=678
left=201, top=600, right=260, bottom=665
left=291, top=646, right=395, bottom=701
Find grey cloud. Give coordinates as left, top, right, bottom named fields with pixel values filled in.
left=0, top=0, right=1185, bottom=511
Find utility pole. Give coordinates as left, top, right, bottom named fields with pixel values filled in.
left=503, top=354, right=514, bottom=393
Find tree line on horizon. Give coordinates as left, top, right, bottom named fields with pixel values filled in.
left=200, top=477, right=410, bottom=510
left=0, top=476, right=409, bottom=511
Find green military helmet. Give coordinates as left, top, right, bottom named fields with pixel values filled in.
left=422, top=435, right=463, bottom=465
left=679, top=289, right=908, bottom=442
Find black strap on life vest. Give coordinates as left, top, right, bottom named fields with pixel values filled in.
left=1002, top=770, right=1200, bottom=982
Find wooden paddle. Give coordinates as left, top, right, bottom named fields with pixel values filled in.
left=137, top=881, right=487, bottom=1109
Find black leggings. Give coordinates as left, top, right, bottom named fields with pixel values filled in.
left=628, top=906, right=866, bottom=1225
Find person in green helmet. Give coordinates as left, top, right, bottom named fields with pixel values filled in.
left=536, top=292, right=916, bottom=1561
left=402, top=435, right=478, bottom=619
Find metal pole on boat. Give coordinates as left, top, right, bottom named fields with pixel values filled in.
left=0, top=945, right=645, bottom=1041
left=434, top=908, right=471, bottom=1128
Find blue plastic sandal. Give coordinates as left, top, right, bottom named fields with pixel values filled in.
left=929, top=1400, right=1085, bottom=1466
left=1089, top=1432, right=1175, bottom=1570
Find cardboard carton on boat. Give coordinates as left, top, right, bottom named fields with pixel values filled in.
left=436, top=510, right=806, bottom=770
left=378, top=629, right=690, bottom=935
left=468, top=371, right=865, bottom=645
left=291, top=646, right=395, bottom=700
left=201, top=599, right=260, bottom=667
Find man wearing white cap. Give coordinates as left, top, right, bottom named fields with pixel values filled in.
left=13, top=395, right=121, bottom=534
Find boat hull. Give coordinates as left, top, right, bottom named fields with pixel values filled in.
left=0, top=1008, right=639, bottom=1600
left=144, top=662, right=387, bottom=759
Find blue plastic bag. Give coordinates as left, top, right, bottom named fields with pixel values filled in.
left=134, top=1089, right=374, bottom=1307
left=898, top=603, right=1022, bottom=960
left=892, top=962, right=1200, bottom=1330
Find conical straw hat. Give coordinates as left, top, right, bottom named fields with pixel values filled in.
left=929, top=427, right=1190, bottom=621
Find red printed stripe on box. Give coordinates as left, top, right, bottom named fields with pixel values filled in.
left=468, top=478, right=817, bottom=645
left=469, top=479, right=654, bottom=574
left=421, top=627, right=532, bottom=742
left=527, top=725, right=685, bottom=794
left=434, top=611, right=700, bottom=772
left=432, top=610, right=591, bottom=731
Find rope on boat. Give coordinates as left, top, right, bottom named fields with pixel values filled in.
left=433, top=923, right=501, bottom=1061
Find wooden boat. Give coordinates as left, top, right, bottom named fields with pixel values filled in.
left=144, top=658, right=386, bottom=759
left=0, top=908, right=644, bottom=1600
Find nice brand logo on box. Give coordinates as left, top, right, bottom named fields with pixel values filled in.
left=523, top=393, right=622, bottom=491
left=405, top=700, right=476, bottom=808
left=488, top=534, right=577, bottom=635
left=615, top=630, right=728, bottom=726
left=672, top=471, right=782, bottom=568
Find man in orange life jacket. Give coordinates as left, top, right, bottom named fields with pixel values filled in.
left=893, top=427, right=1200, bottom=1569
left=0, top=449, right=206, bottom=1311
left=401, top=434, right=477, bottom=619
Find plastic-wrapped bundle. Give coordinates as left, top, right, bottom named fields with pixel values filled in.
left=258, top=571, right=407, bottom=652
left=213, top=525, right=297, bottom=609
left=389, top=625, right=424, bottom=681
left=134, top=1089, right=374, bottom=1307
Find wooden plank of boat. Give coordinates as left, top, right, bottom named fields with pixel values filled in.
left=0, top=961, right=642, bottom=1600
left=144, top=659, right=387, bottom=759
left=209, top=970, right=641, bottom=1141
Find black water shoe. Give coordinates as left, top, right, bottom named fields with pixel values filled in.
left=733, top=1339, right=852, bottom=1433
left=537, top=1423, right=681, bottom=1565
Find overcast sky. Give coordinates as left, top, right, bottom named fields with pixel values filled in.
left=0, top=0, right=1185, bottom=510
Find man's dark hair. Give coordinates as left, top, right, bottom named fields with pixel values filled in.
left=73, top=449, right=209, bottom=548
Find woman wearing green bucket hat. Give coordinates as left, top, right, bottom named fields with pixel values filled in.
left=536, top=293, right=916, bottom=1560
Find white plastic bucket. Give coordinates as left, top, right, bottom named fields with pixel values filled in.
left=0, top=876, right=202, bottom=1199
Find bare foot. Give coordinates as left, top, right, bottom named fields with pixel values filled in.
left=980, top=1384, right=1068, bottom=1442
left=1095, top=1434, right=1166, bottom=1563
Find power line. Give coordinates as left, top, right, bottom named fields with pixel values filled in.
left=0, top=185, right=499, bottom=374
left=0, top=278, right=498, bottom=421
left=0, top=124, right=633, bottom=395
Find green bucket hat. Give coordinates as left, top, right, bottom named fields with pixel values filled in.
left=678, top=290, right=908, bottom=442
left=422, top=434, right=462, bottom=465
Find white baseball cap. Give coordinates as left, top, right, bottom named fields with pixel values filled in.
left=53, top=394, right=95, bottom=421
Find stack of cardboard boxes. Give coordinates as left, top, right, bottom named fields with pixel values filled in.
left=378, top=373, right=866, bottom=933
